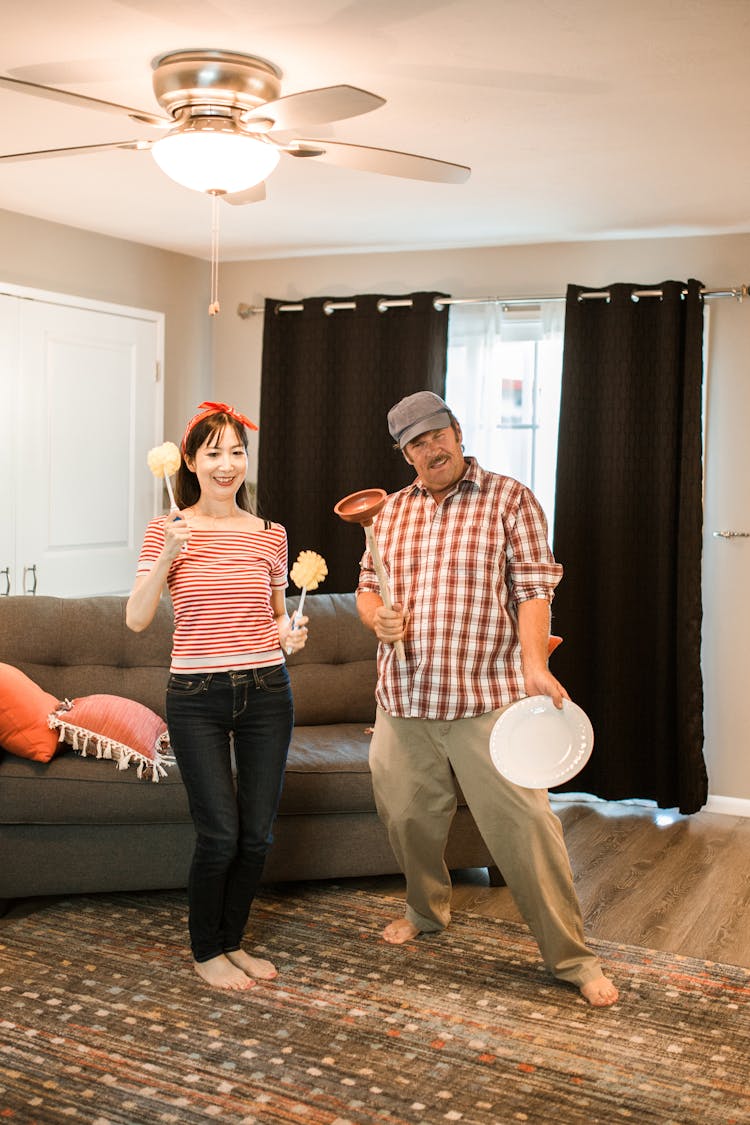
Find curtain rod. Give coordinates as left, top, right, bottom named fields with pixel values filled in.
left=236, top=284, right=750, bottom=319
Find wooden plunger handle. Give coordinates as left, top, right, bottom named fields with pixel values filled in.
left=364, top=523, right=406, bottom=664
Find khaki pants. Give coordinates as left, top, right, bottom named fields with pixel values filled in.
left=369, top=706, right=603, bottom=988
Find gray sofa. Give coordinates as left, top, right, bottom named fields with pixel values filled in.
left=0, top=592, right=496, bottom=910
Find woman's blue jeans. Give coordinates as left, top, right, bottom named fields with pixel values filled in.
left=166, top=665, right=293, bottom=963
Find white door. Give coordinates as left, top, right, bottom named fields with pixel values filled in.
left=702, top=300, right=750, bottom=803
left=10, top=296, right=162, bottom=596
left=0, top=296, right=19, bottom=593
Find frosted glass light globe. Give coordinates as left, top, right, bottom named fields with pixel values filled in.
left=152, top=122, right=280, bottom=194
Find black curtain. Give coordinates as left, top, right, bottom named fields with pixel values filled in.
left=552, top=280, right=707, bottom=813
left=257, top=292, right=448, bottom=592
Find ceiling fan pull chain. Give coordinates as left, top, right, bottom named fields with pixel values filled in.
left=208, top=190, right=221, bottom=317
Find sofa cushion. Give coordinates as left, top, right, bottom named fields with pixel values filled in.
left=286, top=592, right=377, bottom=725
left=289, top=662, right=376, bottom=725
left=0, top=663, right=62, bottom=762
left=281, top=724, right=376, bottom=815
left=280, top=723, right=472, bottom=816
left=0, top=750, right=190, bottom=826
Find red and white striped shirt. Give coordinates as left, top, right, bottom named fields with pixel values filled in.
left=136, top=520, right=288, bottom=673
left=356, top=458, right=562, bottom=720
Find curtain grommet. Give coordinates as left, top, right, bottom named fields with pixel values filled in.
left=577, top=291, right=611, bottom=304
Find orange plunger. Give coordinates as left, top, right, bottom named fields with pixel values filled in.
left=334, top=488, right=405, bottom=664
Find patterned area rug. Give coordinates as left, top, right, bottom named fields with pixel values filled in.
left=0, top=884, right=748, bottom=1125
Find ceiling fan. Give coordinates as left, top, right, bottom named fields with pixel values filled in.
left=0, top=48, right=471, bottom=204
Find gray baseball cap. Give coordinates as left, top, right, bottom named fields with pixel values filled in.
left=387, top=391, right=452, bottom=449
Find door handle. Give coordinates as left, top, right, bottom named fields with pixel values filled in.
left=0, top=567, right=9, bottom=596
left=23, top=564, right=38, bottom=595
left=713, top=530, right=750, bottom=539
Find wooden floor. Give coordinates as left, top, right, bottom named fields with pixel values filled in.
left=346, top=799, right=750, bottom=970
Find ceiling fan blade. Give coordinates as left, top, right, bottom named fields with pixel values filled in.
left=0, top=140, right=151, bottom=163
left=222, top=182, right=267, bottom=206
left=286, top=139, right=470, bottom=184
left=0, top=74, right=170, bottom=126
left=8, top=60, right=137, bottom=85
left=245, top=85, right=384, bottom=132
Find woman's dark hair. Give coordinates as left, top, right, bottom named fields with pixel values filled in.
left=174, top=412, right=255, bottom=513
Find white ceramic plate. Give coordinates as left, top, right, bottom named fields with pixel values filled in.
left=489, top=695, right=594, bottom=789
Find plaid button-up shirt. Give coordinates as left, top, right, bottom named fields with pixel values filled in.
left=357, top=458, right=563, bottom=720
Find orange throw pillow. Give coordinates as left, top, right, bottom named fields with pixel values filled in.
left=0, top=662, right=61, bottom=762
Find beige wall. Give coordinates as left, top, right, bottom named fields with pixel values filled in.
left=0, top=208, right=211, bottom=442
left=214, top=233, right=750, bottom=805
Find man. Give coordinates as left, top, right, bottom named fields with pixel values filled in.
left=356, top=391, right=618, bottom=1007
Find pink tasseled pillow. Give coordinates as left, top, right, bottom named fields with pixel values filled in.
left=48, top=695, right=174, bottom=783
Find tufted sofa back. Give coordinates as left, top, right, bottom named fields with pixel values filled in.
left=0, top=591, right=377, bottom=727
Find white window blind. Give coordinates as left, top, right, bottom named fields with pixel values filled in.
left=445, top=302, right=564, bottom=536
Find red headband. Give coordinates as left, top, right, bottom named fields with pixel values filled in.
left=181, top=401, right=258, bottom=451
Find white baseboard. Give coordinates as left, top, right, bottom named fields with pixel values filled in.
left=704, top=795, right=750, bottom=818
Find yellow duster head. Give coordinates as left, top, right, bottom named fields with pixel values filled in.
left=290, top=550, right=328, bottom=591
left=147, top=441, right=181, bottom=477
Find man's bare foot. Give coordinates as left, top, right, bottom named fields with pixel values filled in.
left=193, top=954, right=255, bottom=991
left=382, top=918, right=421, bottom=945
left=225, top=949, right=278, bottom=980
left=580, top=974, right=619, bottom=1007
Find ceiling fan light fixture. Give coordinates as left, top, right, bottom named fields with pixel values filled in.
left=151, top=118, right=279, bottom=194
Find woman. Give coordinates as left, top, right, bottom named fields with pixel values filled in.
left=126, top=402, right=308, bottom=991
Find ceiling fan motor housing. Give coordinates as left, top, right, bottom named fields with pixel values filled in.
left=151, top=50, right=282, bottom=119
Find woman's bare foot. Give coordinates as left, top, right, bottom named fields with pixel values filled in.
left=225, top=949, right=278, bottom=980
left=382, top=918, right=421, bottom=945
left=580, top=974, right=619, bottom=1007
left=193, top=954, right=255, bottom=991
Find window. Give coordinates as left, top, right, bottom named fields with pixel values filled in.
left=445, top=302, right=564, bottom=535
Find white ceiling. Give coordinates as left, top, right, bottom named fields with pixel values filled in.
left=2, top=0, right=749, bottom=262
